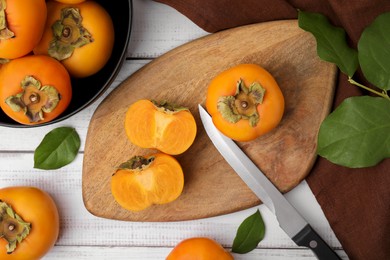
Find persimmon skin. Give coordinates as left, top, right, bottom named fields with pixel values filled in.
left=0, top=55, right=72, bottom=125
left=206, top=64, right=285, bottom=142
left=34, top=1, right=114, bottom=78
left=166, top=237, right=234, bottom=260
left=111, top=153, right=184, bottom=212
left=125, top=99, right=197, bottom=155
left=0, top=186, right=59, bottom=260
left=54, top=0, right=86, bottom=3
left=0, top=0, right=47, bottom=59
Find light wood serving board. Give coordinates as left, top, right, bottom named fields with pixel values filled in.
left=82, top=20, right=337, bottom=221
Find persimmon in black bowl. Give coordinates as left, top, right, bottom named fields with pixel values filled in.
left=0, top=0, right=132, bottom=127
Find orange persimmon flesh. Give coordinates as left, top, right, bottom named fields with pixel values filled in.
left=111, top=153, right=184, bottom=212
left=125, top=99, right=197, bottom=155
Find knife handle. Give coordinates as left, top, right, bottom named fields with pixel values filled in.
left=292, top=224, right=341, bottom=260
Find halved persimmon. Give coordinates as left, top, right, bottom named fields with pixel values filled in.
left=111, top=153, right=184, bottom=212
left=125, top=100, right=197, bottom=155
left=206, top=63, right=285, bottom=142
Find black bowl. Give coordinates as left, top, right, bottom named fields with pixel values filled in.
left=0, top=0, right=133, bottom=128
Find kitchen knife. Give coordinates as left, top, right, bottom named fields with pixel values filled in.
left=198, top=105, right=341, bottom=260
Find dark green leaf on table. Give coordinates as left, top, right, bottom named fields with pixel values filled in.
left=298, top=10, right=358, bottom=77
left=34, top=127, right=81, bottom=170
left=317, top=96, right=390, bottom=168
left=358, top=12, right=390, bottom=91
left=232, top=209, right=265, bottom=254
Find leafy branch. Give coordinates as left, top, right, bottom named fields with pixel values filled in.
left=298, top=10, right=390, bottom=168
left=230, top=11, right=390, bottom=256
left=348, top=77, right=390, bottom=100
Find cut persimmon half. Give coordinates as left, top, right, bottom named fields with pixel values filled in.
left=125, top=99, right=197, bottom=155
left=111, top=153, right=184, bottom=212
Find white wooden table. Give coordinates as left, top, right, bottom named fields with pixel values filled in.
left=0, top=1, right=348, bottom=259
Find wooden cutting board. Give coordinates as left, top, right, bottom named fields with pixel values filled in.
left=82, top=20, right=337, bottom=222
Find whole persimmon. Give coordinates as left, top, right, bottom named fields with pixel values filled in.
left=0, top=55, right=72, bottom=125
left=166, top=237, right=234, bottom=260
left=206, top=64, right=285, bottom=142
left=0, top=186, right=59, bottom=260
left=0, top=0, right=47, bottom=59
left=34, top=0, right=114, bottom=78
left=125, top=100, right=197, bottom=155
left=111, top=153, right=184, bottom=212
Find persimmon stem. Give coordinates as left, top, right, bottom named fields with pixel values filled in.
left=8, top=224, right=15, bottom=231
left=348, top=77, right=390, bottom=100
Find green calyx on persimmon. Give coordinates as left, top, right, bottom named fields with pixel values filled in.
left=49, top=7, right=93, bottom=61
left=5, top=76, right=60, bottom=123
left=217, top=79, right=265, bottom=127
left=117, top=155, right=155, bottom=172
left=0, top=0, right=15, bottom=40
left=0, top=200, right=31, bottom=254
left=151, top=100, right=189, bottom=114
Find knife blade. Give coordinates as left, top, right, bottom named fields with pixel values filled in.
left=198, top=105, right=341, bottom=260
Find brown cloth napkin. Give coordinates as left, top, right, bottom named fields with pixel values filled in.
left=154, top=0, right=390, bottom=259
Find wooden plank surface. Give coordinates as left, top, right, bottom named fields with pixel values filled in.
left=0, top=0, right=346, bottom=258
left=0, top=154, right=343, bottom=249
left=82, top=20, right=337, bottom=221
left=44, top=246, right=348, bottom=259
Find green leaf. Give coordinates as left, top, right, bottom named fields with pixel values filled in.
left=358, top=12, right=390, bottom=91
left=34, top=127, right=80, bottom=170
left=232, top=209, right=265, bottom=254
left=317, top=96, right=390, bottom=168
left=298, top=10, right=358, bottom=77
